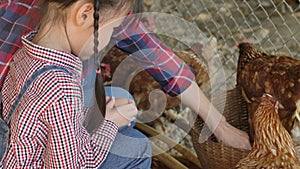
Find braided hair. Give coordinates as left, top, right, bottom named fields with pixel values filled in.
left=93, top=0, right=106, bottom=117
left=93, top=0, right=143, bottom=117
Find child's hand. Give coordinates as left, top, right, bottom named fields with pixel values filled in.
left=104, top=97, right=138, bottom=128
left=214, top=120, right=251, bottom=150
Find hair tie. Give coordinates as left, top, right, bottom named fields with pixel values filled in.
left=96, top=68, right=101, bottom=74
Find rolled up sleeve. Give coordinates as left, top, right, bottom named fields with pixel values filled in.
left=112, top=15, right=195, bottom=96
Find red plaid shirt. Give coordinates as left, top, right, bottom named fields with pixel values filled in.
left=1, top=32, right=118, bottom=168
left=0, top=0, right=195, bottom=97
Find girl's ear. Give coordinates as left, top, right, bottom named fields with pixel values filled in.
left=71, top=2, right=94, bottom=28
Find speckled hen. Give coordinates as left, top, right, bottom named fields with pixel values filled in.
left=235, top=94, right=300, bottom=168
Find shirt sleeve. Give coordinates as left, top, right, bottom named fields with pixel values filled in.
left=44, top=87, right=118, bottom=168
left=0, top=0, right=41, bottom=89
left=112, top=15, right=195, bottom=97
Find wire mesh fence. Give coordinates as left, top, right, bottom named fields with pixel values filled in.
left=143, top=0, right=300, bottom=91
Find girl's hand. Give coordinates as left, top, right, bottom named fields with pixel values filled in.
left=104, top=97, right=138, bottom=128
left=214, top=120, right=252, bottom=150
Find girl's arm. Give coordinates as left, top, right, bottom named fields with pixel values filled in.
left=45, top=91, right=137, bottom=168
left=45, top=94, right=118, bottom=168
left=177, top=81, right=251, bottom=150
left=113, top=17, right=251, bottom=150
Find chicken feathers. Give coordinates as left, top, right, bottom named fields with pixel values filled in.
left=235, top=94, right=300, bottom=168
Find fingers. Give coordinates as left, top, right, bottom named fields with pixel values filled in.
left=240, top=132, right=251, bottom=150
left=235, top=132, right=251, bottom=150
left=216, top=123, right=252, bottom=150
left=230, top=128, right=251, bottom=150
left=106, top=97, right=115, bottom=109
left=115, top=102, right=137, bottom=121
left=104, top=97, right=138, bottom=128
left=106, top=96, right=111, bottom=102
left=116, top=102, right=137, bottom=113
left=244, top=143, right=252, bottom=150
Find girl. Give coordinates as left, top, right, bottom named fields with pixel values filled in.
left=1, top=0, right=151, bottom=168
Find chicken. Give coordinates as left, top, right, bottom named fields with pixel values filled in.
left=235, top=94, right=300, bottom=169
left=102, top=45, right=210, bottom=118
left=237, top=42, right=300, bottom=159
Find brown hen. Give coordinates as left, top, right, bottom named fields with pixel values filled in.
left=237, top=42, right=300, bottom=160
left=235, top=94, right=300, bottom=169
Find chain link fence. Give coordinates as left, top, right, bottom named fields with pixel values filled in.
left=143, top=0, right=300, bottom=91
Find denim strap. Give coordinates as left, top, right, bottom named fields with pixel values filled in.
left=6, top=65, right=72, bottom=123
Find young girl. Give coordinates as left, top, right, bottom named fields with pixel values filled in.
left=1, top=0, right=151, bottom=168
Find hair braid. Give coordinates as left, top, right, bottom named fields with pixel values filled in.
left=94, top=0, right=106, bottom=117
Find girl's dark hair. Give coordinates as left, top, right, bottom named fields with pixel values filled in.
left=45, top=0, right=143, bottom=17
left=93, top=0, right=105, bottom=117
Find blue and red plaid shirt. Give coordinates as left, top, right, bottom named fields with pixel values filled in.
left=0, top=0, right=195, bottom=97
left=0, top=0, right=41, bottom=88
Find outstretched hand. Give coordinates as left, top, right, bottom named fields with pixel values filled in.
left=214, top=121, right=251, bottom=150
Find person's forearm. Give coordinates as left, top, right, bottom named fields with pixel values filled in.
left=177, top=81, right=226, bottom=132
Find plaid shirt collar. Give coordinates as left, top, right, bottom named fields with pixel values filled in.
left=21, top=31, right=82, bottom=76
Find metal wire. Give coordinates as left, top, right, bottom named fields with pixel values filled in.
left=144, top=0, right=300, bottom=90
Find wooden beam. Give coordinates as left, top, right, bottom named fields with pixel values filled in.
left=152, top=142, right=189, bottom=169
left=135, top=122, right=202, bottom=168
